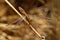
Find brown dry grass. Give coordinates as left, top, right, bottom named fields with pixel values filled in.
left=0, top=0, right=60, bottom=40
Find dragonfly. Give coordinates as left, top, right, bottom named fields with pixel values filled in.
left=5, top=0, right=46, bottom=40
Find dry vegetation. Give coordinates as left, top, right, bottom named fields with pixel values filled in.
left=0, top=0, right=60, bottom=40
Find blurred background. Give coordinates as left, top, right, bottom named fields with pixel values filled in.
left=0, top=0, right=60, bottom=40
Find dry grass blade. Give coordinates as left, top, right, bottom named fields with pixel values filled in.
left=5, top=0, right=43, bottom=39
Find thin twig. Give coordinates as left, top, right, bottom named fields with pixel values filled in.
left=5, top=0, right=42, bottom=38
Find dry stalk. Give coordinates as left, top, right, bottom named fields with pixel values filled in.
left=5, top=0, right=43, bottom=39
